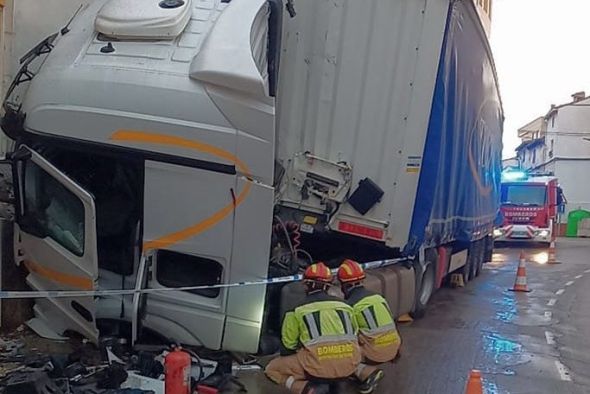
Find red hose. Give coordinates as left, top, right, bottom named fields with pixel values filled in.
left=273, top=221, right=301, bottom=250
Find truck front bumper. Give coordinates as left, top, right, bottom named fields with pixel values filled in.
left=494, top=226, right=551, bottom=243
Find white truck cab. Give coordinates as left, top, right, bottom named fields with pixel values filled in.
left=1, top=0, right=279, bottom=353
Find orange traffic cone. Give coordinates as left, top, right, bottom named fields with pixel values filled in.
left=509, top=252, right=531, bottom=292
left=547, top=241, right=561, bottom=265
left=465, top=370, right=483, bottom=394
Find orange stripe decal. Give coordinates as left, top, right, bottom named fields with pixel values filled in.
left=23, top=260, right=93, bottom=290
left=110, top=130, right=252, bottom=251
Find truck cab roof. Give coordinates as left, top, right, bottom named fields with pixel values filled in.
left=15, top=0, right=275, bottom=184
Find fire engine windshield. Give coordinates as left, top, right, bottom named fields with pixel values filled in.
left=501, top=185, right=546, bottom=206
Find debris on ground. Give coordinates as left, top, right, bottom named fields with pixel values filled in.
left=0, top=327, right=259, bottom=394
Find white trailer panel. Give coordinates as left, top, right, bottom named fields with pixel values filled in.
left=277, top=0, right=450, bottom=248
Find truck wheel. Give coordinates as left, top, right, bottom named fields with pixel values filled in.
left=411, top=259, right=436, bottom=319
left=461, top=254, right=472, bottom=284
left=474, top=240, right=485, bottom=277
left=468, top=241, right=484, bottom=279
left=484, top=235, right=494, bottom=263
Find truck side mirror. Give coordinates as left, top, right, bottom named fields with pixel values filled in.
left=556, top=187, right=565, bottom=206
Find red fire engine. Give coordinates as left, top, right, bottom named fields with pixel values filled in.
left=495, top=174, right=565, bottom=244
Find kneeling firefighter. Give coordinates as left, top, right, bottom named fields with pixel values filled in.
left=338, top=259, right=402, bottom=394
left=265, top=262, right=361, bottom=394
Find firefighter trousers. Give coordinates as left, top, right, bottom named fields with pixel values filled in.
left=265, top=354, right=309, bottom=394
left=355, top=336, right=401, bottom=381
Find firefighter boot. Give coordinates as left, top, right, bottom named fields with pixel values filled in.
left=359, top=369, right=385, bottom=394
left=302, top=382, right=330, bottom=394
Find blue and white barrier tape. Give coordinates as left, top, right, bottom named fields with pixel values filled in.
left=0, top=258, right=407, bottom=299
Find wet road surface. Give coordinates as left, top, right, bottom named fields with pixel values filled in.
left=243, top=238, right=590, bottom=393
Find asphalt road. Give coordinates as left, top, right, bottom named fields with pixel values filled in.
left=243, top=238, right=590, bottom=393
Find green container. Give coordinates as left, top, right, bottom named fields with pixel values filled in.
left=566, top=209, right=590, bottom=237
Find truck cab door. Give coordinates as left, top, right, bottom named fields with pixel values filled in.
left=12, top=146, right=99, bottom=342
left=141, top=161, right=234, bottom=349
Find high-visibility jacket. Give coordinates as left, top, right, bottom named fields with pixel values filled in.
left=281, top=290, right=361, bottom=379
left=346, top=286, right=401, bottom=363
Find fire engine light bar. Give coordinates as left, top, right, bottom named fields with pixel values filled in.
left=502, top=170, right=528, bottom=181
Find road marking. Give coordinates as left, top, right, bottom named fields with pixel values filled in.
left=544, top=311, right=553, bottom=320
left=556, top=289, right=565, bottom=295
left=565, top=281, right=575, bottom=286
left=575, top=275, right=583, bottom=279
left=547, top=298, right=557, bottom=306
left=545, top=331, right=556, bottom=345
left=585, top=269, right=590, bottom=274
left=554, top=360, right=572, bottom=381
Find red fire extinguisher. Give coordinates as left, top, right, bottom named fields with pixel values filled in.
left=165, top=346, right=191, bottom=394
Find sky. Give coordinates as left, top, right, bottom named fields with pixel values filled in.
left=490, top=0, right=590, bottom=158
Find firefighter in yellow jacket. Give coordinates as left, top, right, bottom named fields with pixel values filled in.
left=337, top=259, right=402, bottom=394
left=265, top=262, right=362, bottom=394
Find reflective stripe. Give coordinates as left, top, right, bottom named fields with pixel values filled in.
left=306, top=334, right=358, bottom=347
left=286, top=376, right=295, bottom=390
left=304, top=313, right=320, bottom=340
left=336, top=309, right=354, bottom=336
left=342, top=311, right=354, bottom=336
left=312, top=311, right=322, bottom=336
left=361, top=323, right=397, bottom=336
left=362, top=307, right=379, bottom=330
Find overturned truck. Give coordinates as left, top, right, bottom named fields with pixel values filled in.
left=0, top=0, right=502, bottom=353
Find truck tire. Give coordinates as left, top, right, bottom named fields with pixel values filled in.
left=468, top=241, right=484, bottom=279
left=484, top=235, right=494, bottom=264
left=474, top=240, right=485, bottom=277
left=411, top=250, right=437, bottom=319
left=461, top=252, right=472, bottom=284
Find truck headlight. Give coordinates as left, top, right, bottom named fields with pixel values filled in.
left=539, top=230, right=549, bottom=238
left=493, top=229, right=503, bottom=237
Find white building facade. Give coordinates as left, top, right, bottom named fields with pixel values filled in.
left=516, top=92, right=590, bottom=221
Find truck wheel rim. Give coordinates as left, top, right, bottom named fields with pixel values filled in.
left=420, top=269, right=435, bottom=305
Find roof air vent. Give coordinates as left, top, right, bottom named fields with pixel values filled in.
left=96, top=0, right=193, bottom=39
left=159, top=0, right=185, bottom=9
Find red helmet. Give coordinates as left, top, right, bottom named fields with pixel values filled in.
left=337, top=259, right=366, bottom=283
left=303, top=263, right=333, bottom=283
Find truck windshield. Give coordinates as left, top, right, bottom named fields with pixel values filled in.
left=501, top=185, right=546, bottom=207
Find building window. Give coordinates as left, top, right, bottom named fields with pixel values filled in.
left=156, top=250, right=223, bottom=298
left=549, top=140, right=554, bottom=158
left=551, top=116, right=555, bottom=128
left=532, top=149, right=536, bottom=163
